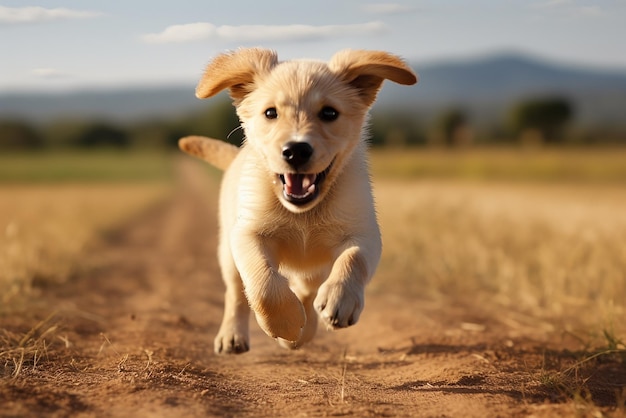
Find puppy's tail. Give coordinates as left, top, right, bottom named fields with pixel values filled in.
left=178, top=136, right=239, bottom=171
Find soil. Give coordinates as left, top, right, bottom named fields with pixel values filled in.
left=1, top=162, right=625, bottom=418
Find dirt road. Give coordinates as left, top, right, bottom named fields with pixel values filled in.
left=1, top=162, right=624, bottom=417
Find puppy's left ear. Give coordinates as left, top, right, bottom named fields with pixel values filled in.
left=329, top=50, right=418, bottom=107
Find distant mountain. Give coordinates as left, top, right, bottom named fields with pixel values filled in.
left=379, top=52, right=626, bottom=126
left=2, top=52, right=626, bottom=126
left=0, top=85, right=201, bottom=123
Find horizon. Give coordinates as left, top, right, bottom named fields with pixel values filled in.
left=3, top=47, right=626, bottom=131
left=2, top=48, right=626, bottom=96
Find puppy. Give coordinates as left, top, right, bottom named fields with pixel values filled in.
left=179, top=48, right=417, bottom=354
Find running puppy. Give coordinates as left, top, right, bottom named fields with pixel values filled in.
left=180, top=48, right=417, bottom=354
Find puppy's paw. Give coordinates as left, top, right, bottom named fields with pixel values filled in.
left=254, top=291, right=306, bottom=342
left=314, top=282, right=364, bottom=329
left=277, top=338, right=301, bottom=350
left=214, top=330, right=250, bottom=355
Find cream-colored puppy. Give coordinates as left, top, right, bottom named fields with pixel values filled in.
left=179, top=48, right=417, bottom=354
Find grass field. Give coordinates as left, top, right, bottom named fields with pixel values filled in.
left=1, top=149, right=624, bottom=415
left=0, top=150, right=176, bottom=183
left=371, top=147, right=626, bottom=184
left=374, top=179, right=626, bottom=336
left=1, top=148, right=624, bottom=333
left=2, top=147, right=626, bottom=184
left=0, top=151, right=176, bottom=309
left=0, top=183, right=171, bottom=308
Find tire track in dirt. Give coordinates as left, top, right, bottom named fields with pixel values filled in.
left=2, top=159, right=623, bottom=417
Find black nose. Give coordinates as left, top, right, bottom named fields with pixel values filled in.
left=282, top=142, right=313, bottom=168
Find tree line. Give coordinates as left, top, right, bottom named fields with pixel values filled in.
left=1, top=96, right=624, bottom=151
left=0, top=99, right=241, bottom=151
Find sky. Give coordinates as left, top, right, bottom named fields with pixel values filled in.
left=1, top=0, right=625, bottom=92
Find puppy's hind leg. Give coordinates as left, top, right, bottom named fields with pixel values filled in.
left=214, top=240, right=250, bottom=354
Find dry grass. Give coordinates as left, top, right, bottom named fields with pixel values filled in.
left=0, top=312, right=59, bottom=378
left=1, top=151, right=624, bottom=414
left=373, top=178, right=626, bottom=336
left=0, top=183, right=171, bottom=308
left=371, top=147, right=626, bottom=184
left=373, top=176, right=626, bottom=411
left=0, top=182, right=171, bottom=377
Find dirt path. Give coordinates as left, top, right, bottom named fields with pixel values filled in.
left=1, top=162, right=624, bottom=417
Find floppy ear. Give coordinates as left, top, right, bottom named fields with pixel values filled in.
left=195, top=48, right=279, bottom=103
left=329, top=49, right=418, bottom=107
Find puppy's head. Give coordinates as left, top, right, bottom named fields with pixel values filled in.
left=196, top=48, right=417, bottom=213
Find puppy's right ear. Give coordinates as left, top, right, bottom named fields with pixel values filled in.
left=195, top=48, right=278, bottom=103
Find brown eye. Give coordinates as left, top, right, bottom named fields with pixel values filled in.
left=265, top=107, right=278, bottom=119
left=319, top=106, right=339, bottom=122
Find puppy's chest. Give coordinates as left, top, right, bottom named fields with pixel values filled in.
left=267, top=223, right=344, bottom=269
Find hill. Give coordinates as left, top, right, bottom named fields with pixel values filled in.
left=379, top=52, right=626, bottom=126
left=2, top=52, right=626, bottom=127
left=0, top=85, right=200, bottom=124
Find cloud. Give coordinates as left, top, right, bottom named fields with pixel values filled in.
left=362, top=3, right=417, bottom=15
left=31, top=68, right=72, bottom=79
left=31, top=68, right=70, bottom=79
left=141, top=21, right=386, bottom=44
left=141, top=22, right=214, bottom=43
left=0, top=6, right=103, bottom=24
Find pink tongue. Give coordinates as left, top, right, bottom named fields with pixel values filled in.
left=284, top=173, right=316, bottom=196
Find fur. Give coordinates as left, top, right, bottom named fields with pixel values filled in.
left=179, top=48, right=417, bottom=354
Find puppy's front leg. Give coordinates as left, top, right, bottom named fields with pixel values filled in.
left=231, top=229, right=306, bottom=342
left=315, top=239, right=381, bottom=329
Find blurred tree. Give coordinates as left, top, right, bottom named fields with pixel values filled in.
left=129, top=120, right=173, bottom=148
left=435, top=107, right=470, bottom=147
left=509, top=97, right=573, bottom=143
left=45, top=120, right=90, bottom=149
left=73, top=123, right=130, bottom=148
left=165, top=125, right=192, bottom=149
left=171, top=99, right=243, bottom=147
left=369, top=111, right=425, bottom=147
left=0, top=119, right=44, bottom=149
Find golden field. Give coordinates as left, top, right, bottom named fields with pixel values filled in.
left=0, top=183, right=171, bottom=308
left=1, top=149, right=625, bottom=416
left=370, top=148, right=626, bottom=341
left=1, top=148, right=625, bottom=338
left=374, top=179, right=626, bottom=336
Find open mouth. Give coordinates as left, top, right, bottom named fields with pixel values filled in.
left=278, top=163, right=332, bottom=206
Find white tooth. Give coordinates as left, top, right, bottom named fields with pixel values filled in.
left=307, top=184, right=316, bottom=194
